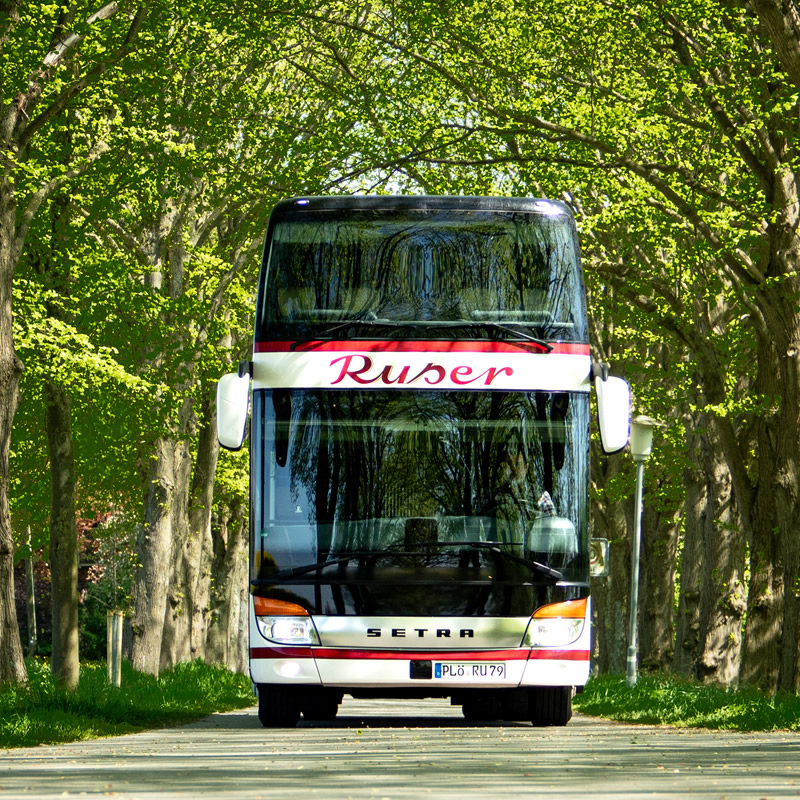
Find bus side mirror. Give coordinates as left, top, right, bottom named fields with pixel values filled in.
left=595, top=375, right=630, bottom=454
left=217, top=371, right=250, bottom=450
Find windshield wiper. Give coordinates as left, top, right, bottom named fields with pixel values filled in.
left=472, top=322, right=552, bottom=352
left=384, top=540, right=564, bottom=581
left=271, top=552, right=374, bottom=579
left=290, top=318, right=553, bottom=351
left=487, top=546, right=563, bottom=581
left=454, top=541, right=563, bottom=581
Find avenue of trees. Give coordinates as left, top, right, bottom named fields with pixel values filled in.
left=2, top=0, right=799, bottom=696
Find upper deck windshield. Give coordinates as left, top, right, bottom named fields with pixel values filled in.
left=257, top=202, right=587, bottom=343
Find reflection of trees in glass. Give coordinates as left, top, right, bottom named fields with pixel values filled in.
left=264, top=211, right=585, bottom=337
left=290, top=392, right=336, bottom=524
left=282, top=390, right=585, bottom=547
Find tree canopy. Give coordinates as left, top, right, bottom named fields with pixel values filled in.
left=2, top=0, right=800, bottom=694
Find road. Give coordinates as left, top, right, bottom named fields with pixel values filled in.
left=1, top=696, right=798, bottom=799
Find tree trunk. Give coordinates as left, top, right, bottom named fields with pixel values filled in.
left=186, top=398, right=220, bottom=659
left=751, top=0, right=800, bottom=696
left=675, top=408, right=745, bottom=685
left=161, top=398, right=219, bottom=669
left=740, top=340, right=785, bottom=690
left=44, top=380, right=79, bottom=690
left=673, top=417, right=706, bottom=676
left=206, top=501, right=248, bottom=672
left=741, top=193, right=800, bottom=691
left=0, top=182, right=27, bottom=685
left=776, top=323, right=800, bottom=694
left=39, top=133, right=82, bottom=690
left=696, top=433, right=744, bottom=687
left=130, top=436, right=178, bottom=676
left=160, top=391, right=218, bottom=672
left=159, top=436, right=193, bottom=672
left=589, top=452, right=631, bottom=675
left=638, top=482, right=680, bottom=672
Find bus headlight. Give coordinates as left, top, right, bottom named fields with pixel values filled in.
left=255, top=616, right=320, bottom=645
left=525, top=597, right=588, bottom=647
left=252, top=595, right=319, bottom=644
left=527, top=617, right=585, bottom=647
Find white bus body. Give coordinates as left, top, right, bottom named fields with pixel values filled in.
left=217, top=196, right=629, bottom=726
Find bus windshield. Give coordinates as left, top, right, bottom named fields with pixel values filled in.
left=257, top=205, right=587, bottom=343
left=251, top=387, right=589, bottom=614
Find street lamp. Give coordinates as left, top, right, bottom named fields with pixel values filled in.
left=626, top=415, right=664, bottom=687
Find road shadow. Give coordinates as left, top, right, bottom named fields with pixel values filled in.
left=300, top=715, right=533, bottom=729
left=188, top=708, right=539, bottom=731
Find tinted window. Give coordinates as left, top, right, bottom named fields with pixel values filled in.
left=251, top=388, right=590, bottom=586
left=257, top=209, right=586, bottom=342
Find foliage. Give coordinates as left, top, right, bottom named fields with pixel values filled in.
left=7, top=0, right=377, bottom=548
left=574, top=674, right=800, bottom=731
left=11, top=259, right=153, bottom=549
left=4, top=0, right=800, bottom=692
left=0, top=658, right=253, bottom=749
left=78, top=516, right=139, bottom=660
left=283, top=0, right=800, bottom=690
left=213, top=445, right=250, bottom=512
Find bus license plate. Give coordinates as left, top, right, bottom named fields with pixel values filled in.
left=434, top=662, right=506, bottom=680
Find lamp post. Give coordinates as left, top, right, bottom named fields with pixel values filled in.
left=626, top=415, right=663, bottom=687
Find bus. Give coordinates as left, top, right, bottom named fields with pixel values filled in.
left=216, top=195, right=630, bottom=727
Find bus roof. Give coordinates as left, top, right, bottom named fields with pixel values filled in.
left=268, top=195, right=573, bottom=220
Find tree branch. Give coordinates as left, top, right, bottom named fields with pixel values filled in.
left=19, top=5, right=148, bottom=153
left=13, top=140, right=109, bottom=263
left=644, top=195, right=768, bottom=331
left=666, top=16, right=775, bottom=197
left=41, top=2, right=119, bottom=67
left=749, top=0, right=800, bottom=90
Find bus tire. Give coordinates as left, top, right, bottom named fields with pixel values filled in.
left=461, top=693, right=500, bottom=722
left=499, top=688, right=531, bottom=721
left=302, top=688, right=343, bottom=721
left=529, top=686, right=572, bottom=727
left=257, top=684, right=302, bottom=728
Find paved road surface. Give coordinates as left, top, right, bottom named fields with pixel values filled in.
left=1, top=696, right=798, bottom=799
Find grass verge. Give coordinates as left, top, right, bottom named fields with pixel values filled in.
left=573, top=673, right=800, bottom=732
left=0, top=658, right=255, bottom=750
left=5, top=664, right=797, bottom=745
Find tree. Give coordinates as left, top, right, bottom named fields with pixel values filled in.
left=290, top=0, right=800, bottom=693
left=7, top=0, right=440, bottom=679
left=70, top=2, right=418, bottom=674
left=1, top=1, right=151, bottom=685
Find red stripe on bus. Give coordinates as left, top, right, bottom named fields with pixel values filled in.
left=249, top=647, right=590, bottom=661
left=311, top=648, right=531, bottom=661
left=250, top=646, right=315, bottom=659
left=249, top=647, right=526, bottom=660
left=254, top=340, right=589, bottom=355
left=528, top=649, right=590, bottom=661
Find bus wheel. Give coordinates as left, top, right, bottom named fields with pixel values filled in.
left=257, top=684, right=302, bottom=727
left=461, top=693, right=500, bottom=722
left=529, top=686, right=572, bottom=727
left=302, top=688, right=343, bottom=721
left=499, top=688, right=531, bottom=721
